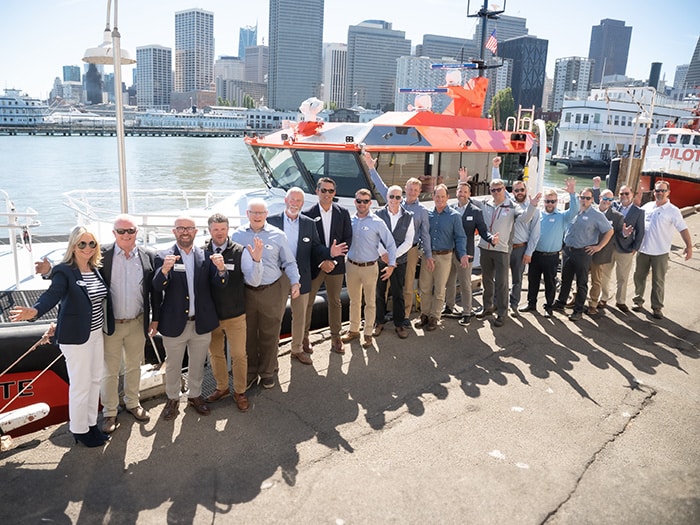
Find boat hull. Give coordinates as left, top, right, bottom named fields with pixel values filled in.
left=640, top=172, right=700, bottom=209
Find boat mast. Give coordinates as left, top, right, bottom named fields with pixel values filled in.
left=468, top=0, right=505, bottom=77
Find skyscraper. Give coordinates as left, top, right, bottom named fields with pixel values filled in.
left=499, top=35, right=548, bottom=111
left=685, top=36, right=700, bottom=91
left=62, top=65, right=81, bottom=83
left=474, top=15, right=528, bottom=58
left=245, top=45, right=269, bottom=84
left=136, top=45, right=173, bottom=110
left=322, top=43, right=347, bottom=109
left=588, top=19, right=632, bottom=86
left=268, top=0, right=324, bottom=111
left=239, top=24, right=258, bottom=59
left=549, top=57, right=593, bottom=112
left=418, top=35, right=478, bottom=61
left=175, top=8, right=214, bottom=93
left=346, top=20, right=411, bottom=111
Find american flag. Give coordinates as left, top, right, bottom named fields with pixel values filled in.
left=485, top=30, right=498, bottom=55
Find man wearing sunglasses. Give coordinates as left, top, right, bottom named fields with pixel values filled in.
left=553, top=188, right=613, bottom=321
left=633, top=180, right=692, bottom=319
left=342, top=189, right=396, bottom=349
left=521, top=179, right=578, bottom=317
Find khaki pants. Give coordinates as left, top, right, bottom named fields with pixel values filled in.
left=280, top=273, right=309, bottom=354
left=403, top=245, right=420, bottom=318
left=633, top=252, right=669, bottom=310
left=101, top=314, right=145, bottom=417
left=419, top=252, right=453, bottom=319
left=445, top=256, right=473, bottom=313
left=608, top=249, right=635, bottom=304
left=305, top=271, right=345, bottom=338
left=162, top=321, right=211, bottom=400
left=245, top=279, right=287, bottom=381
left=346, top=262, right=378, bottom=338
left=208, top=314, right=247, bottom=394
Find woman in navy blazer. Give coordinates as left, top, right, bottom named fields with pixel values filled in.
left=11, top=226, right=114, bottom=447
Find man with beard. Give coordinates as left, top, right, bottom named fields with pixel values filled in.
left=508, top=179, right=541, bottom=315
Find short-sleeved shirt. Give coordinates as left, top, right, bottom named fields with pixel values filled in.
left=639, top=201, right=688, bottom=256
left=564, top=206, right=612, bottom=248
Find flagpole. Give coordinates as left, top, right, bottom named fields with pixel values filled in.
left=468, top=0, right=506, bottom=77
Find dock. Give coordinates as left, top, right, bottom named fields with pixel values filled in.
left=1, top=211, right=698, bottom=524
left=0, top=124, right=259, bottom=138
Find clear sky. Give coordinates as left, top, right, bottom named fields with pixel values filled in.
left=1, top=0, right=697, bottom=99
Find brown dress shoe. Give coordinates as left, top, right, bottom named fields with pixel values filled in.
left=616, top=303, right=630, bottom=313
left=291, top=351, right=313, bottom=365
left=340, top=331, right=360, bottom=343
left=361, top=335, right=373, bottom=348
left=424, top=317, right=438, bottom=331
left=102, top=416, right=117, bottom=434
left=372, top=324, right=384, bottom=336
left=162, top=399, right=180, bottom=421
left=233, top=392, right=249, bottom=412
left=187, top=396, right=211, bottom=416
left=206, top=388, right=230, bottom=403
left=302, top=335, right=313, bottom=354
left=416, top=314, right=430, bottom=328
left=598, top=300, right=607, bottom=309
left=127, top=405, right=151, bottom=421
left=331, top=336, right=345, bottom=354
left=587, top=306, right=598, bottom=316
left=395, top=326, right=408, bottom=339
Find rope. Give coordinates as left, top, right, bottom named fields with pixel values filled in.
left=0, top=353, right=63, bottom=414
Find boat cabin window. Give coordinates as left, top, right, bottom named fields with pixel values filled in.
left=694, top=136, right=700, bottom=146
left=680, top=135, right=691, bottom=146
left=667, top=135, right=677, bottom=144
left=296, top=150, right=366, bottom=198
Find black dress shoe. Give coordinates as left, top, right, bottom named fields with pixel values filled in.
left=73, top=431, right=106, bottom=447
left=89, top=425, right=110, bottom=442
left=162, top=399, right=180, bottom=421
left=187, top=396, right=211, bottom=416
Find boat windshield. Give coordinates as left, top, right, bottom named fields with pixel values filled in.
left=250, top=147, right=368, bottom=198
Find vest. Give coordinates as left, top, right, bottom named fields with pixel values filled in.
left=205, top=239, right=246, bottom=319
left=377, top=206, right=413, bottom=264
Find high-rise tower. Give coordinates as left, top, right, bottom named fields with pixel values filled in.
left=136, top=45, right=173, bottom=110
left=587, top=19, right=632, bottom=86
left=239, top=24, right=258, bottom=59
left=268, top=0, right=324, bottom=111
left=175, top=8, right=214, bottom=93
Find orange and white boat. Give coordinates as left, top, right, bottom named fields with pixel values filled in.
left=640, top=104, right=700, bottom=208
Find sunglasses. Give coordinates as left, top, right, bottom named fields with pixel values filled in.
left=654, top=188, right=668, bottom=193
left=175, top=226, right=196, bottom=232
left=77, top=240, right=97, bottom=249
left=601, top=197, right=614, bottom=202
left=319, top=188, right=335, bottom=194
left=512, top=188, right=526, bottom=193
left=490, top=187, right=504, bottom=193
left=115, top=228, right=137, bottom=235
left=619, top=192, right=631, bottom=196
left=579, top=196, right=593, bottom=201
left=388, top=194, right=403, bottom=200
left=544, top=199, right=558, bottom=204
left=355, top=198, right=371, bottom=204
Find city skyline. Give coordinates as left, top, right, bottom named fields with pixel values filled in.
left=1, top=0, right=697, bottom=99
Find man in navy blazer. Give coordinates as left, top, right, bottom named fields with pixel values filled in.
left=152, top=216, right=228, bottom=421
left=269, top=187, right=347, bottom=364
left=99, top=214, right=160, bottom=433
left=302, top=177, right=353, bottom=354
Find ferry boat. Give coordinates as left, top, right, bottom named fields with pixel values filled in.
left=551, top=88, right=695, bottom=177
left=639, top=104, right=700, bottom=208
left=0, top=89, right=52, bottom=130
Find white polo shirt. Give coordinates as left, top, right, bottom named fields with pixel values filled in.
left=639, top=201, right=688, bottom=256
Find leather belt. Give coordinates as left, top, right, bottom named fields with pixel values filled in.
left=115, top=313, right=143, bottom=324
left=534, top=250, right=560, bottom=257
left=566, top=246, right=587, bottom=251
left=348, top=259, right=376, bottom=267
left=245, top=278, right=280, bottom=291
left=512, top=242, right=527, bottom=249
left=432, top=250, right=452, bottom=255
left=187, top=316, right=196, bottom=321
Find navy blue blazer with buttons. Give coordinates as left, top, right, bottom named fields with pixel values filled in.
left=268, top=212, right=330, bottom=294
left=32, top=263, right=115, bottom=345
left=460, top=200, right=494, bottom=258
left=152, top=244, right=227, bottom=337
left=302, top=202, right=353, bottom=278
left=100, top=243, right=160, bottom=335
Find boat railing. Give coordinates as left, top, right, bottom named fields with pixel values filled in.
left=63, top=189, right=245, bottom=243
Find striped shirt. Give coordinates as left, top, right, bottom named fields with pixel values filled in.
left=82, top=271, right=108, bottom=332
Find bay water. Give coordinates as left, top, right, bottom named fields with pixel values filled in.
left=0, top=135, right=575, bottom=236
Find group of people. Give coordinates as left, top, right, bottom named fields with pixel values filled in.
left=10, top=157, right=693, bottom=448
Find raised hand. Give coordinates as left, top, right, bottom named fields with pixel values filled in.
left=564, top=177, right=576, bottom=194
left=247, top=236, right=264, bottom=262
left=362, top=150, right=377, bottom=170
left=210, top=252, right=226, bottom=272
left=35, top=256, right=51, bottom=276
left=458, top=166, right=471, bottom=182
left=529, top=192, right=542, bottom=206
left=622, top=223, right=634, bottom=237
left=161, top=254, right=180, bottom=275
left=492, top=156, right=502, bottom=168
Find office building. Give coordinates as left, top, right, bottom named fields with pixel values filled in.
left=268, top=0, right=324, bottom=111
left=418, top=34, right=478, bottom=61
left=136, top=45, right=173, bottom=110
left=395, top=56, right=461, bottom=114
left=175, top=8, right=214, bottom=92
left=588, top=19, right=632, bottom=86
left=215, top=56, right=245, bottom=82
left=245, top=45, right=269, bottom=84
left=549, top=57, right=593, bottom=112
left=685, top=36, right=700, bottom=92
left=474, top=15, right=528, bottom=57
left=499, top=35, right=548, bottom=111
left=63, top=65, right=81, bottom=83
left=346, top=20, right=411, bottom=111
left=322, top=43, right=347, bottom=108
left=239, top=24, right=257, bottom=59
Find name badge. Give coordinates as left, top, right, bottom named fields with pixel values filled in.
left=302, top=237, right=310, bottom=243
left=173, top=263, right=186, bottom=272
left=466, top=216, right=473, bottom=221
left=361, top=226, right=369, bottom=231
left=76, top=280, right=87, bottom=287
left=313, top=216, right=321, bottom=222
left=582, top=216, right=589, bottom=221
left=549, top=218, right=555, bottom=222
left=225, top=263, right=236, bottom=271
left=264, top=244, right=274, bottom=250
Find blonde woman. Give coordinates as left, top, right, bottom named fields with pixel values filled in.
left=10, top=226, right=114, bottom=447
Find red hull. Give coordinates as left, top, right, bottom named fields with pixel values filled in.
left=640, top=173, right=700, bottom=209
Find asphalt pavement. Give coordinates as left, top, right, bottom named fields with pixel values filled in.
left=2, top=210, right=699, bottom=525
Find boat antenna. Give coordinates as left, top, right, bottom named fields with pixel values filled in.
left=467, top=0, right=506, bottom=77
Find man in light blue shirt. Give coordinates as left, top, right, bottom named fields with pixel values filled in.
left=521, top=180, right=578, bottom=317
left=341, top=188, right=397, bottom=349
left=232, top=198, right=300, bottom=390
